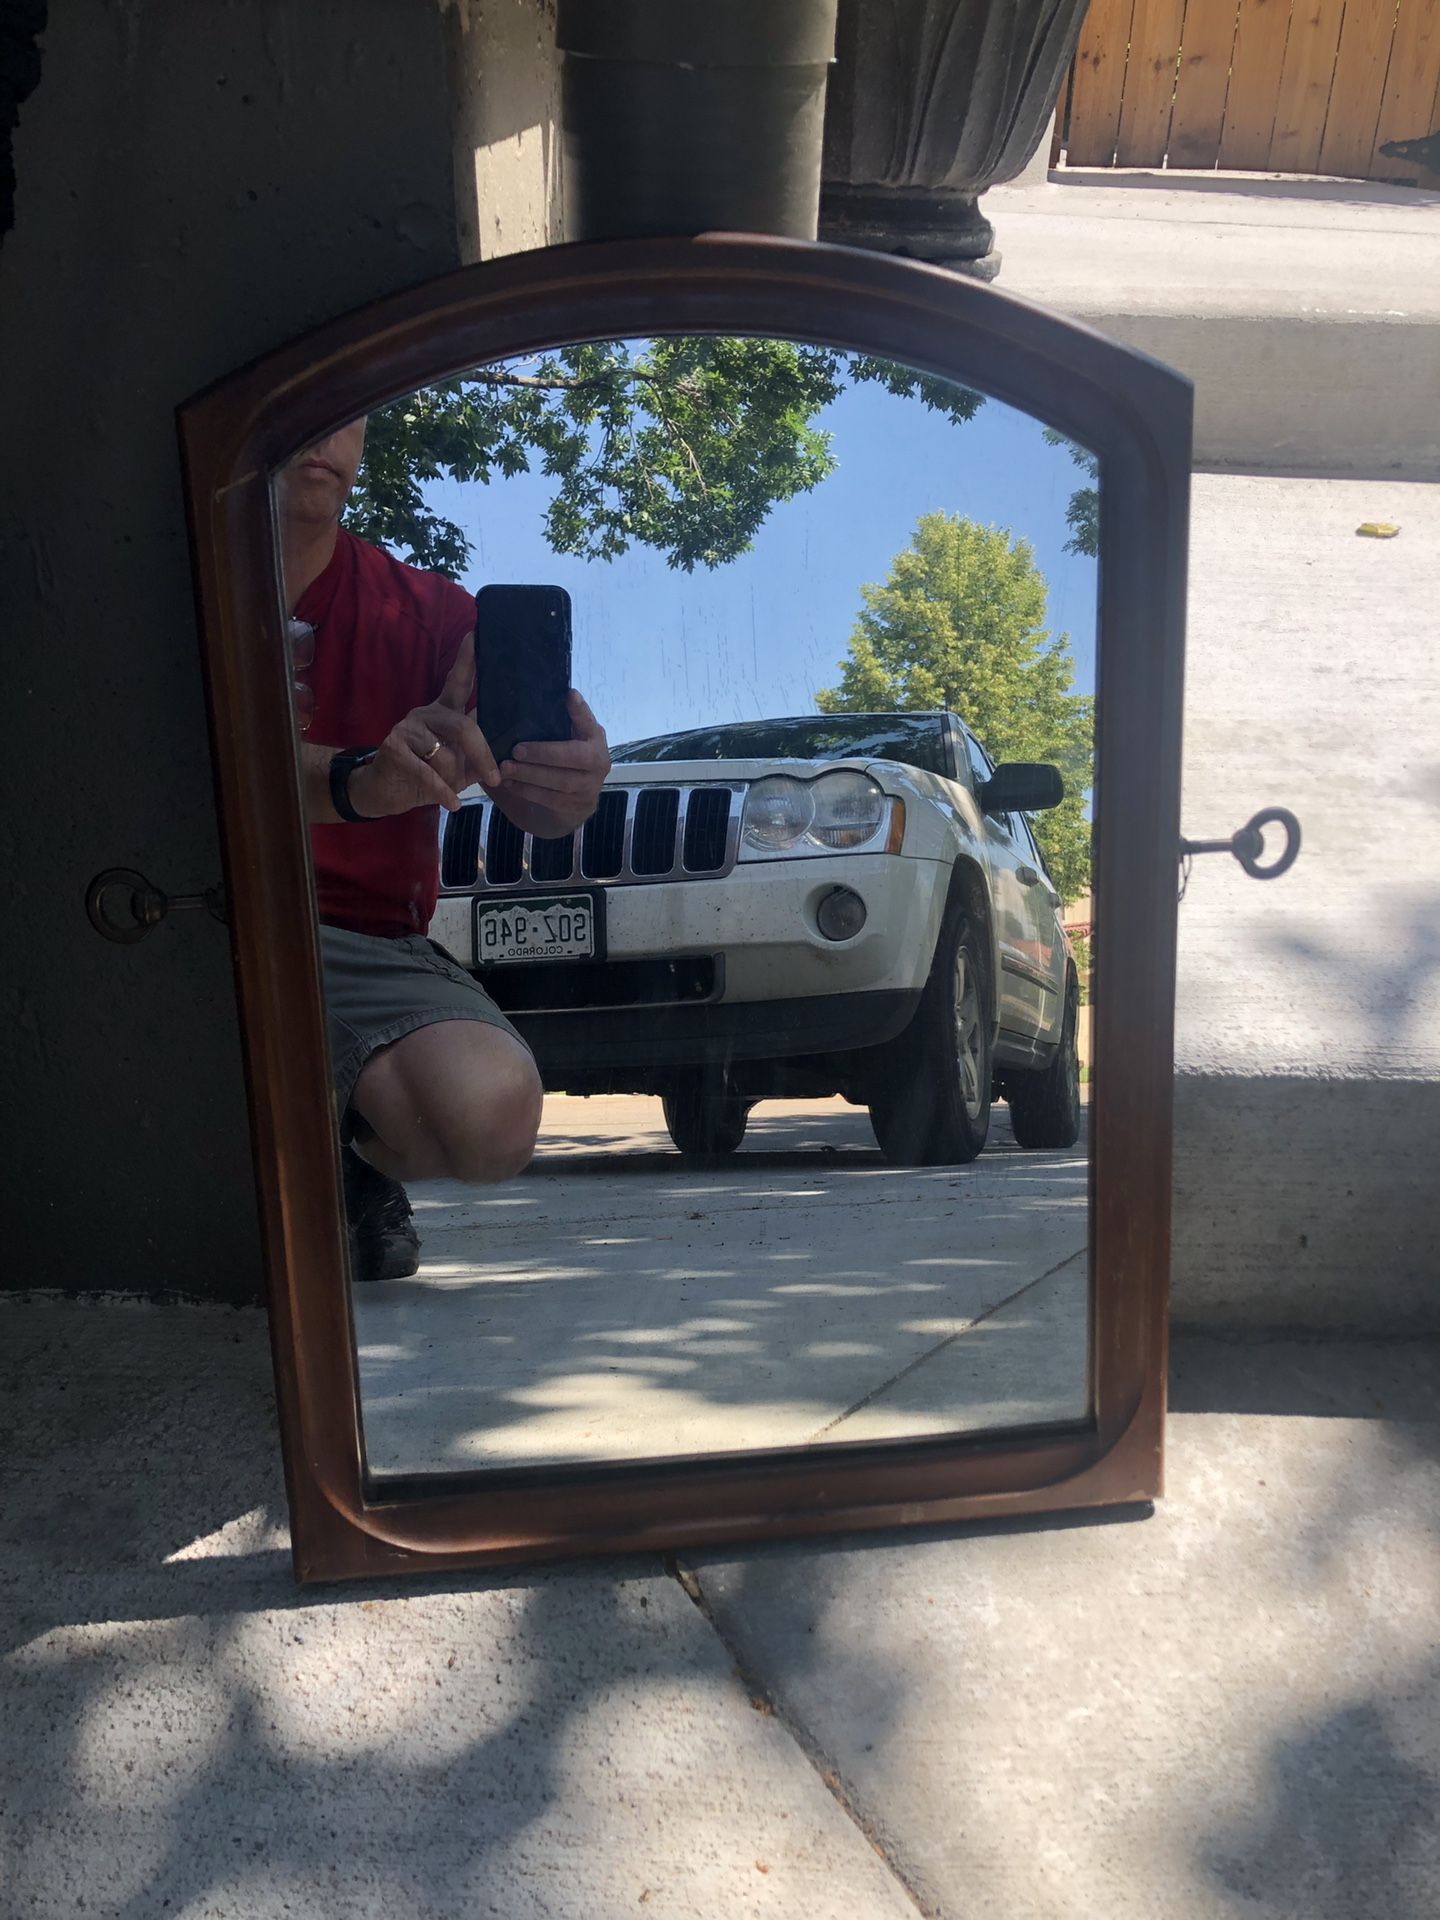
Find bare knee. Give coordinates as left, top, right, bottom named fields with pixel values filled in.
left=354, top=1024, right=543, bottom=1186
left=443, top=1052, right=543, bottom=1185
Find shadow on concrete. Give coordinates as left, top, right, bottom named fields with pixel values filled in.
left=1170, top=1330, right=1440, bottom=1428
left=2, top=1556, right=714, bottom=1917
left=0, top=1305, right=718, bottom=1911
left=352, top=1103, right=1091, bottom=1474
left=1199, top=1678, right=1440, bottom=1920
left=0, top=1137, right=1091, bottom=1915
left=524, top=1095, right=1041, bottom=1172
left=6, top=1289, right=1437, bottom=1917
left=683, top=1343, right=1440, bottom=1918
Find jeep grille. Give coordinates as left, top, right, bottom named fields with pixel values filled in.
left=440, top=783, right=743, bottom=892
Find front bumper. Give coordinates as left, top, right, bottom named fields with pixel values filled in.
left=429, top=852, right=947, bottom=1007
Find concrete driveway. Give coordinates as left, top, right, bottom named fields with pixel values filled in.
left=354, top=1095, right=1090, bottom=1477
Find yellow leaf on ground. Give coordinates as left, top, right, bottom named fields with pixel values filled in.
left=1356, top=522, right=1400, bottom=538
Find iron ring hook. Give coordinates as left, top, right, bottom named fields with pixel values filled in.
left=1233, top=807, right=1301, bottom=881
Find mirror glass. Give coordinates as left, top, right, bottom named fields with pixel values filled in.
left=274, top=335, right=1098, bottom=1478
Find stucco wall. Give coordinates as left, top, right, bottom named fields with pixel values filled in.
left=1, top=1, right=463, bottom=1301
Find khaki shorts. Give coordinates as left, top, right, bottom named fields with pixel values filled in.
left=320, top=924, right=528, bottom=1131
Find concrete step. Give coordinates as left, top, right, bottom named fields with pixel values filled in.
left=986, top=173, right=1440, bottom=477
left=1174, top=472, right=1440, bottom=1328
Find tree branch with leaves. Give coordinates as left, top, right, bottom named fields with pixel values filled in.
left=1042, top=428, right=1099, bottom=559
left=817, top=511, right=1093, bottom=901
left=344, top=339, right=985, bottom=577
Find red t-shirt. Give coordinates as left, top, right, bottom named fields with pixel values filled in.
left=297, top=530, right=475, bottom=938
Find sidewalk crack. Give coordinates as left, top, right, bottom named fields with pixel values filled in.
left=806, top=1241, right=1087, bottom=1442
left=666, top=1556, right=934, bottom=1917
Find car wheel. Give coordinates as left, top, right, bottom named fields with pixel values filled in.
left=663, top=1073, right=750, bottom=1159
left=1006, top=974, right=1082, bottom=1150
left=868, top=905, right=992, bottom=1165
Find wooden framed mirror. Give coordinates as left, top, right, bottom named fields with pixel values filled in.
left=179, top=235, right=1190, bottom=1582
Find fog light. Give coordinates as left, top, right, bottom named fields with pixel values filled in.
left=817, top=886, right=867, bottom=941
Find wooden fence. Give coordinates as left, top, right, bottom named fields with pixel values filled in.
left=1056, top=0, right=1440, bottom=184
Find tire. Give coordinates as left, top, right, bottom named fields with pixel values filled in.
left=1006, top=975, right=1082, bottom=1150
left=663, top=1073, right=750, bottom=1159
left=868, top=905, right=992, bottom=1165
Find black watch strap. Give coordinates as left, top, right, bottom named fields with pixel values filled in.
left=329, top=749, right=379, bottom=823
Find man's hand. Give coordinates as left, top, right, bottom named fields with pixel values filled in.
left=348, top=634, right=499, bottom=819
left=340, top=637, right=610, bottom=838
left=492, top=691, right=612, bottom=839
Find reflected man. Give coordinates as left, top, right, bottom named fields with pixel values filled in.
left=279, top=420, right=610, bottom=1281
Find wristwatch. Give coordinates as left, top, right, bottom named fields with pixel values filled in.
left=329, top=748, right=379, bottom=823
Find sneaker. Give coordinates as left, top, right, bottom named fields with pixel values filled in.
left=342, top=1148, right=421, bottom=1283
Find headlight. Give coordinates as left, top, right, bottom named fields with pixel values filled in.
left=741, top=776, right=816, bottom=852
left=740, top=771, right=891, bottom=858
left=809, top=770, right=888, bottom=850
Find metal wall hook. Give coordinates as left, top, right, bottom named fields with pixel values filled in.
left=1179, top=806, right=1301, bottom=900
left=85, top=867, right=228, bottom=944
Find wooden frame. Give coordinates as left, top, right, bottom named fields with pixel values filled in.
left=178, top=235, right=1191, bottom=1583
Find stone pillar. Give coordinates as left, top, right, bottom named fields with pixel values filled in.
left=820, top=0, right=1087, bottom=279
left=556, top=0, right=838, bottom=242
left=449, top=0, right=565, bottom=264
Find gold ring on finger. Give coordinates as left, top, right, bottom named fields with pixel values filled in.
left=422, top=738, right=442, bottom=760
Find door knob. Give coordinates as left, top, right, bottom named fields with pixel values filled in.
left=85, top=867, right=227, bottom=944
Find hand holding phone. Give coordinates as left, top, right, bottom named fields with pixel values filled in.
left=471, top=584, right=611, bottom=836
left=473, top=584, right=573, bottom=764
left=344, top=634, right=500, bottom=821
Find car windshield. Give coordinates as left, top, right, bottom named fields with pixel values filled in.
left=613, top=712, right=952, bottom=776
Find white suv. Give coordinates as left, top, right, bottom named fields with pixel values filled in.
left=429, top=711, right=1081, bottom=1164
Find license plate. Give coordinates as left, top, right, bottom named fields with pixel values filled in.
left=473, top=894, right=597, bottom=966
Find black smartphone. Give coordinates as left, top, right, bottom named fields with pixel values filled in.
left=472, top=584, right=573, bottom=765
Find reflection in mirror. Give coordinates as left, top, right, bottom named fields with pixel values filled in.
left=274, top=337, right=1098, bottom=1478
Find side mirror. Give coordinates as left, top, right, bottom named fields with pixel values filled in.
left=980, top=762, right=1065, bottom=815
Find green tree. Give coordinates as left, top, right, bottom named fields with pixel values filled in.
left=816, top=512, right=1093, bottom=900
left=1042, top=428, right=1099, bottom=558
left=344, top=339, right=983, bottom=577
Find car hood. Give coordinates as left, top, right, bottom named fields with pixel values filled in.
left=607, top=755, right=939, bottom=795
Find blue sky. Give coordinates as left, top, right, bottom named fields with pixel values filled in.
left=422, top=365, right=1097, bottom=751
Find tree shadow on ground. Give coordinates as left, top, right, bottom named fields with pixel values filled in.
left=3, top=1303, right=879, bottom=1916
left=7, top=1304, right=1436, bottom=1916
left=351, top=1102, right=1091, bottom=1475
left=1198, top=1680, right=1440, bottom=1919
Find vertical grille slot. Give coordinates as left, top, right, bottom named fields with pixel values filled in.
left=441, top=804, right=485, bottom=889
left=581, top=789, right=627, bottom=878
left=683, top=787, right=732, bottom=871
left=630, top=788, right=679, bottom=875
left=529, top=832, right=577, bottom=884
left=485, top=807, right=525, bottom=886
